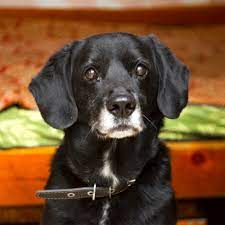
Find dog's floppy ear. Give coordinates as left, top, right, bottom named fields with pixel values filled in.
left=29, top=43, right=79, bottom=129
left=148, top=34, right=190, bottom=119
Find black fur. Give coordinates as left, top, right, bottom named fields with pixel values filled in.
left=29, top=33, right=189, bottom=225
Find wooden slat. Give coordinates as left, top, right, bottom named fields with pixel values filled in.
left=168, top=141, right=225, bottom=199
left=0, top=141, right=225, bottom=206
left=0, top=206, right=207, bottom=224
left=0, top=206, right=42, bottom=223
left=0, top=147, right=54, bottom=206
left=0, top=4, right=225, bottom=25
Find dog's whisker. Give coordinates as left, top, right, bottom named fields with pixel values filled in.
left=142, top=114, right=157, bottom=131
left=80, top=129, right=92, bottom=146
left=90, top=96, right=99, bottom=107
left=80, top=122, right=97, bottom=146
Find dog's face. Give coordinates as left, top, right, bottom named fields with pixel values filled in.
left=72, top=34, right=159, bottom=139
left=29, top=33, right=189, bottom=139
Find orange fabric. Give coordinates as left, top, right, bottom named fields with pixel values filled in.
left=0, top=17, right=224, bottom=110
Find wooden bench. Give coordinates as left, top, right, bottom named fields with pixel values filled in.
left=1, top=141, right=225, bottom=207
left=0, top=141, right=225, bottom=223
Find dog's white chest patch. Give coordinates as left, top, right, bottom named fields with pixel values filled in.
left=99, top=201, right=110, bottom=225
left=100, top=150, right=119, bottom=187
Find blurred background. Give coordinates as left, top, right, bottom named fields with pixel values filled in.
left=0, top=1, right=225, bottom=225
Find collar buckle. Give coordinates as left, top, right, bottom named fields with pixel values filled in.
left=109, top=186, right=115, bottom=199
left=87, top=183, right=97, bottom=200
left=127, top=179, right=136, bottom=186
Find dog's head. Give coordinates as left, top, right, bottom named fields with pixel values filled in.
left=29, top=33, right=189, bottom=139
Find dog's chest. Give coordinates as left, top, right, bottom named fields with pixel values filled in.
left=100, top=149, right=119, bottom=187
left=99, top=201, right=110, bottom=225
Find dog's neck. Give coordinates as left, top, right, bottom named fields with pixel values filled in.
left=64, top=122, right=160, bottom=188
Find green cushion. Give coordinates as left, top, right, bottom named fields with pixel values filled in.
left=0, top=107, right=64, bottom=149
left=160, top=105, right=225, bottom=141
left=0, top=105, right=225, bottom=149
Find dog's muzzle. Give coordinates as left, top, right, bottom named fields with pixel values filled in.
left=95, top=90, right=144, bottom=139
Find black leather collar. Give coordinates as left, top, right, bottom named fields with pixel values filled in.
left=36, top=179, right=136, bottom=200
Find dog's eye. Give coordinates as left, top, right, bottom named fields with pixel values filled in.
left=135, top=64, right=148, bottom=77
left=84, top=68, right=98, bottom=81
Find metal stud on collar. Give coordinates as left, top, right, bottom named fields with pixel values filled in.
left=67, top=192, right=76, bottom=198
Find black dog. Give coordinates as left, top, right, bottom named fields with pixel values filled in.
left=29, top=33, right=189, bottom=225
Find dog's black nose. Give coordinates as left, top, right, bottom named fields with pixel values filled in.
left=106, top=94, right=136, bottom=118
